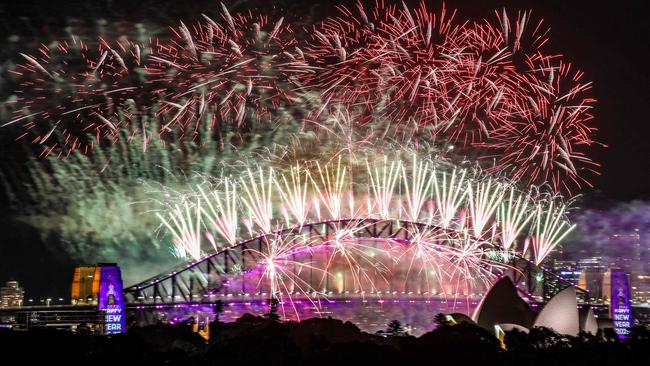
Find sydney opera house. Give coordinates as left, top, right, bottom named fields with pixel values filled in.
left=464, top=277, right=600, bottom=336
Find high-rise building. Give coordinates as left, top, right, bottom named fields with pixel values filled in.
left=577, top=257, right=606, bottom=302
left=0, top=281, right=25, bottom=308
left=552, top=260, right=581, bottom=286
left=631, top=274, right=650, bottom=305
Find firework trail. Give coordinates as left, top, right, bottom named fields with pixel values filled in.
left=5, top=36, right=154, bottom=156
left=152, top=151, right=574, bottom=317
left=1, top=1, right=589, bottom=320
left=4, top=1, right=599, bottom=194
left=302, top=1, right=599, bottom=193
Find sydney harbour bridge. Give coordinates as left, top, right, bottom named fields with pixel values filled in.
left=123, top=218, right=585, bottom=335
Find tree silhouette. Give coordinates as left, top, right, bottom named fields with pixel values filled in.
left=385, top=320, right=406, bottom=337
left=603, top=327, right=618, bottom=342
left=76, top=322, right=90, bottom=335
left=630, top=325, right=650, bottom=341
left=265, top=297, right=280, bottom=322
left=434, top=313, right=452, bottom=328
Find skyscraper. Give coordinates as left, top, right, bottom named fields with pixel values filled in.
left=0, top=281, right=25, bottom=308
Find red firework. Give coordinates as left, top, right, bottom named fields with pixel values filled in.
left=303, top=1, right=465, bottom=130
left=303, top=1, right=543, bottom=145
left=4, top=1, right=599, bottom=195
left=146, top=4, right=311, bottom=138
left=5, top=36, right=155, bottom=157
left=302, top=1, right=598, bottom=194
left=480, top=58, right=598, bottom=194
left=6, top=5, right=311, bottom=155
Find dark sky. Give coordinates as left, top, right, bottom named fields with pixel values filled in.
left=449, top=0, right=650, bottom=203
left=0, top=0, right=648, bottom=299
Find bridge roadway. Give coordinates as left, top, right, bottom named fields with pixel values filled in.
left=122, top=218, right=588, bottom=306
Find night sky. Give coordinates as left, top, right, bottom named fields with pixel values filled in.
left=450, top=0, right=650, bottom=204
left=0, top=0, right=648, bottom=299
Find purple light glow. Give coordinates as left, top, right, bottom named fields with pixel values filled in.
left=98, top=265, right=126, bottom=334
left=610, top=271, right=632, bottom=338
left=141, top=296, right=480, bottom=336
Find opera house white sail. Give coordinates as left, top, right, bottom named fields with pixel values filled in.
left=471, top=277, right=599, bottom=336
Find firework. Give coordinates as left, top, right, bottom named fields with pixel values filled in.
left=433, top=168, right=467, bottom=229
left=156, top=200, right=203, bottom=260
left=531, top=200, right=576, bottom=265
left=401, top=154, right=434, bottom=222
left=466, top=179, right=503, bottom=238
left=243, top=234, right=326, bottom=318
left=199, top=178, right=239, bottom=247
left=366, top=156, right=400, bottom=219
left=5, top=36, right=153, bottom=156
left=6, top=1, right=599, bottom=193
left=481, top=59, right=598, bottom=194
left=275, top=163, right=310, bottom=227
left=147, top=5, right=312, bottom=136
left=3, top=1, right=591, bottom=322
left=150, top=150, right=573, bottom=317
left=303, top=1, right=598, bottom=193
left=240, top=167, right=275, bottom=233
left=5, top=5, right=312, bottom=155
left=304, top=1, right=465, bottom=130
left=309, top=157, right=348, bottom=220
left=497, top=187, right=535, bottom=251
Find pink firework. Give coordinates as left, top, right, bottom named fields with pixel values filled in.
left=146, top=4, right=311, bottom=138
left=304, top=1, right=466, bottom=132
left=6, top=36, right=154, bottom=157
left=480, top=58, right=598, bottom=194
left=303, top=1, right=599, bottom=194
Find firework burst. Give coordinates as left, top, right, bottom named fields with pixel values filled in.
left=3, top=1, right=590, bottom=322
left=301, top=1, right=599, bottom=193
left=5, top=1, right=599, bottom=194
left=6, top=36, right=154, bottom=156
left=151, top=150, right=574, bottom=317
left=147, top=4, right=312, bottom=136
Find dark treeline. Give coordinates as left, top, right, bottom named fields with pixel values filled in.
left=1, top=314, right=649, bottom=365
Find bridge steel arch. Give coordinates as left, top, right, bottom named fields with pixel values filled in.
left=124, top=218, right=586, bottom=307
